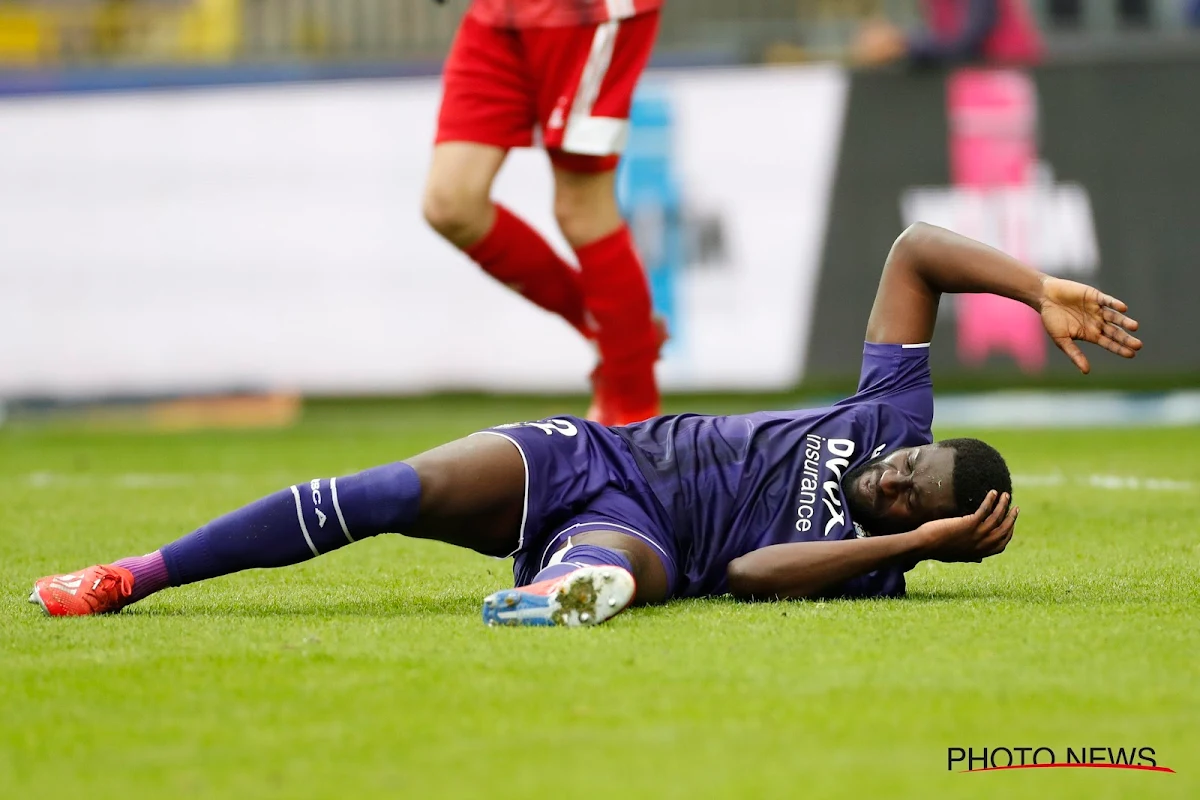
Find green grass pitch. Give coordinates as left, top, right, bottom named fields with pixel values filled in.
left=2, top=397, right=1197, bottom=799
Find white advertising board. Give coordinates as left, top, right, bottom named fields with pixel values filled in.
left=0, top=65, right=846, bottom=397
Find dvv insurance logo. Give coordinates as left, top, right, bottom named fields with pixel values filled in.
left=948, top=746, right=1175, bottom=774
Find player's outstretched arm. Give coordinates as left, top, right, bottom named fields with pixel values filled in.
left=866, top=223, right=1142, bottom=371
left=727, top=491, right=1017, bottom=600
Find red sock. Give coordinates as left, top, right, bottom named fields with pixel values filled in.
left=575, top=225, right=658, bottom=365
left=465, top=205, right=591, bottom=336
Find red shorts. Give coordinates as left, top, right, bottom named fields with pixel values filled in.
left=434, top=10, right=660, bottom=173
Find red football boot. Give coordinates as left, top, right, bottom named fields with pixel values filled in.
left=29, top=565, right=134, bottom=616
left=587, top=316, right=669, bottom=427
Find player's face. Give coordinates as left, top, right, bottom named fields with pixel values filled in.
left=843, top=444, right=958, bottom=536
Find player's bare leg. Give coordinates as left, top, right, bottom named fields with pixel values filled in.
left=423, top=142, right=595, bottom=338
left=422, top=141, right=505, bottom=249
left=551, top=164, right=625, bottom=246
left=553, top=162, right=663, bottom=426
left=402, top=434, right=527, bottom=554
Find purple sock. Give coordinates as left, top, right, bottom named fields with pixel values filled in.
left=530, top=544, right=634, bottom=584
left=113, top=552, right=171, bottom=603
left=153, top=461, right=421, bottom=588
left=530, top=563, right=579, bottom=583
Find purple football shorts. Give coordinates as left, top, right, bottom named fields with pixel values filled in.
left=472, top=416, right=679, bottom=595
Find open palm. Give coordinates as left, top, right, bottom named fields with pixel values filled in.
left=1040, top=277, right=1143, bottom=373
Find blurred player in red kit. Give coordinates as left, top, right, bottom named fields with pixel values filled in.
left=422, top=0, right=666, bottom=426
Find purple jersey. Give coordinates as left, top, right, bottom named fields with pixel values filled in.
left=614, top=342, right=934, bottom=598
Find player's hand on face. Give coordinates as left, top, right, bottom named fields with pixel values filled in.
left=916, top=490, right=1017, bottom=563
left=1039, top=276, right=1142, bottom=374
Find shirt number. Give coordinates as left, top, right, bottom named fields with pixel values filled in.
left=526, top=418, right=579, bottom=437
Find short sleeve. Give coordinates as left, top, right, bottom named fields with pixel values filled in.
left=838, top=342, right=934, bottom=437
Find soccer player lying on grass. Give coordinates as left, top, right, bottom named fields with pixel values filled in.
left=30, top=224, right=1142, bottom=626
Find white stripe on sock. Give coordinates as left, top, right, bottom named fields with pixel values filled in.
left=289, top=484, right=320, bottom=557
left=329, top=477, right=354, bottom=543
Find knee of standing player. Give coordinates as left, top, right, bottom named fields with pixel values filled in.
left=422, top=179, right=489, bottom=243
left=553, top=179, right=620, bottom=248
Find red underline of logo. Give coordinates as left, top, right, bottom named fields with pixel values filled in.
left=963, top=763, right=1175, bottom=774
